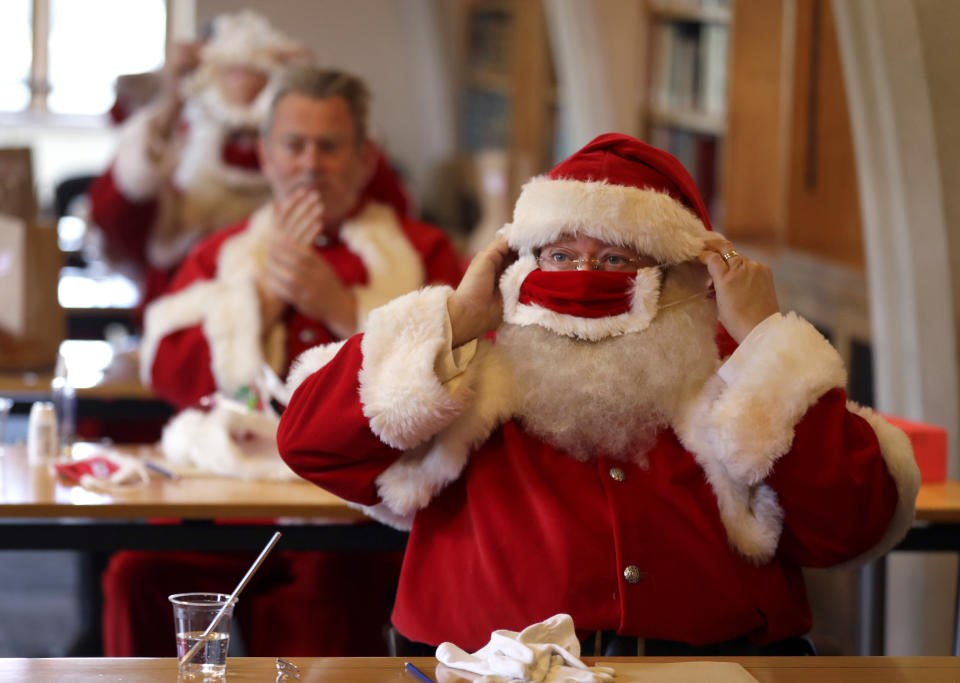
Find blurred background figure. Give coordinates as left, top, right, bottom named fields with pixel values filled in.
left=87, top=10, right=311, bottom=310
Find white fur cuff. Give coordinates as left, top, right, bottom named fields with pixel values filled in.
left=202, top=279, right=265, bottom=395
left=285, top=341, right=348, bottom=396
left=680, top=312, right=847, bottom=485
left=359, top=286, right=473, bottom=450
left=834, top=404, right=921, bottom=568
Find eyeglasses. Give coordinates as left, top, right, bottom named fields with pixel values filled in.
left=537, top=247, right=656, bottom=272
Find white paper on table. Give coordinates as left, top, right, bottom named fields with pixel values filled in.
left=436, top=660, right=759, bottom=683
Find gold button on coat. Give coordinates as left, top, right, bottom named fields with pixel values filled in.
left=623, top=565, right=642, bottom=584
left=609, top=467, right=626, bottom=482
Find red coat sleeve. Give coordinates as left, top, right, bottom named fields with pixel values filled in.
left=277, top=335, right=404, bottom=504
left=767, top=387, right=900, bottom=567
left=148, top=238, right=224, bottom=408
left=87, top=165, right=157, bottom=265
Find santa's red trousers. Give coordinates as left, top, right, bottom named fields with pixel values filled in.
left=101, top=549, right=402, bottom=656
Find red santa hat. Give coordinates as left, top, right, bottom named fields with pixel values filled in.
left=498, top=133, right=715, bottom=341
left=501, top=132, right=712, bottom=261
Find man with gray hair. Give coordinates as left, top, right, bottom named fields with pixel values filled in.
left=100, top=65, right=462, bottom=657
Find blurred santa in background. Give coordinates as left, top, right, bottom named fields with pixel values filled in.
left=89, top=12, right=322, bottom=308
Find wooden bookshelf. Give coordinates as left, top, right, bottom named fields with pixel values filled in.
left=723, top=0, right=865, bottom=271
left=450, top=0, right=557, bottom=249
left=640, top=0, right=731, bottom=224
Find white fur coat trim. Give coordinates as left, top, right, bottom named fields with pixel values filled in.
left=503, top=176, right=711, bottom=264
left=139, top=203, right=274, bottom=392
left=676, top=312, right=848, bottom=486
left=832, top=403, right=920, bottom=569
left=339, top=202, right=426, bottom=326
left=358, top=286, right=474, bottom=451
left=112, top=104, right=164, bottom=201
left=500, top=254, right=662, bottom=341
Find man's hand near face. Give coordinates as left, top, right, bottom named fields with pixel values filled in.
left=698, top=237, right=780, bottom=343
left=447, top=236, right=516, bottom=347
left=257, top=188, right=358, bottom=339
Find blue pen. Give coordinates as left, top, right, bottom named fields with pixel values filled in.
left=145, top=460, right=179, bottom=480
left=404, top=661, right=434, bottom=683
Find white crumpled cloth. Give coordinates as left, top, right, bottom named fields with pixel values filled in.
left=436, top=614, right=615, bottom=683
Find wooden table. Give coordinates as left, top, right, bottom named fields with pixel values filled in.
left=0, top=656, right=956, bottom=682
left=0, top=443, right=405, bottom=552
left=915, top=481, right=960, bottom=522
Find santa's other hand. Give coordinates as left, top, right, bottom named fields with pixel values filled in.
left=698, top=241, right=779, bottom=343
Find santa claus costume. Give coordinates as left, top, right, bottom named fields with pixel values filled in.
left=100, top=162, right=462, bottom=656
left=87, top=11, right=409, bottom=312
left=277, top=133, right=920, bottom=653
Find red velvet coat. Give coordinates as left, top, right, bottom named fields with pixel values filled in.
left=141, top=202, right=461, bottom=409
left=276, top=287, right=919, bottom=652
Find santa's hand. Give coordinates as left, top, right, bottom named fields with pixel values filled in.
left=161, top=41, right=202, bottom=100
left=447, top=236, right=516, bottom=347
left=698, top=238, right=779, bottom=343
left=261, top=237, right=357, bottom=338
left=275, top=188, right=325, bottom=246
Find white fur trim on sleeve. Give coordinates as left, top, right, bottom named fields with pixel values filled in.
left=112, top=104, right=165, bottom=201
left=340, top=202, right=426, bottom=328
left=832, top=403, right=921, bottom=568
left=140, top=207, right=274, bottom=392
left=359, top=286, right=473, bottom=450
left=374, top=341, right=515, bottom=516
left=284, top=340, right=348, bottom=396
left=202, top=278, right=265, bottom=395
left=678, top=312, right=847, bottom=486
left=503, top=177, right=711, bottom=264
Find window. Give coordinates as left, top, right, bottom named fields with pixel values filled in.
left=1, top=0, right=167, bottom=116
left=0, top=0, right=32, bottom=112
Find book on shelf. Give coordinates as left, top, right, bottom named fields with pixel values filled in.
left=700, top=23, right=728, bottom=116
left=647, top=19, right=728, bottom=118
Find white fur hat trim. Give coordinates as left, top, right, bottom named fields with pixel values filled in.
left=502, top=176, right=711, bottom=265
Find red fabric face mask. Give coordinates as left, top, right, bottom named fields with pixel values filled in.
left=517, top=270, right=637, bottom=319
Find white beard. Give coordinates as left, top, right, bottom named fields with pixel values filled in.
left=497, top=285, right=719, bottom=463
